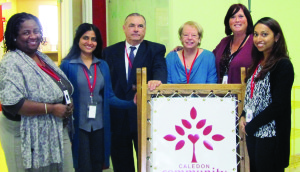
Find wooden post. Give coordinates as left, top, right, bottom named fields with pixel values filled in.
left=137, top=68, right=148, bottom=172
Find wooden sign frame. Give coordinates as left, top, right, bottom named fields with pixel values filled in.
left=136, top=67, right=249, bottom=172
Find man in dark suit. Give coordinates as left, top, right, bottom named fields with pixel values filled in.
left=103, top=13, right=167, bottom=171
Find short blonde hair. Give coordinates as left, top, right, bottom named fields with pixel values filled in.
left=178, top=21, right=203, bottom=46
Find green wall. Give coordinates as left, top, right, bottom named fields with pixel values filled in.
left=107, top=1, right=300, bottom=169
left=107, top=0, right=299, bottom=86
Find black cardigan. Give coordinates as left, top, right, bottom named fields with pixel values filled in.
left=241, top=58, right=294, bottom=168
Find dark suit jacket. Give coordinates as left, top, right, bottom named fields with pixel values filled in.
left=103, top=40, right=167, bottom=133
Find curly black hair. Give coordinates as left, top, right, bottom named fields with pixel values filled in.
left=4, top=12, right=43, bottom=52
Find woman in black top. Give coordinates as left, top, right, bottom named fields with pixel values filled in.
left=239, top=17, right=294, bottom=172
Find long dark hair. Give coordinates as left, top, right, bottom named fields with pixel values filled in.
left=65, top=23, right=103, bottom=59
left=246, top=17, right=289, bottom=82
left=4, top=12, right=43, bottom=52
left=224, top=4, right=253, bottom=36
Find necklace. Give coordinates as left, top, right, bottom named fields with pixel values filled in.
left=182, top=48, right=199, bottom=83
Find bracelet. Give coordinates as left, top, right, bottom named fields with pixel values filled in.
left=45, top=103, right=48, bottom=114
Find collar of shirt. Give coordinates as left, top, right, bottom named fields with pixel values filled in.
left=125, top=41, right=140, bottom=80
left=69, top=56, right=101, bottom=66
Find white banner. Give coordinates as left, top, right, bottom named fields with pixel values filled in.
left=150, top=97, right=237, bottom=172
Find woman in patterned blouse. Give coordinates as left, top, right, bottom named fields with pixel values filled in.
left=239, top=17, right=294, bottom=172
left=0, top=13, right=74, bottom=171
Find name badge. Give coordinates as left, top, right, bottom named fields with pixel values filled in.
left=87, top=102, right=97, bottom=118
left=63, top=90, right=71, bottom=104
left=246, top=109, right=253, bottom=123
left=222, top=75, right=228, bottom=84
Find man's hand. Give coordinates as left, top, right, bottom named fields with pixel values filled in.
left=172, top=46, right=183, bottom=52
left=148, top=80, right=162, bottom=91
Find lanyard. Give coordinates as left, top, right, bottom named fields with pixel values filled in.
left=250, top=63, right=260, bottom=99
left=37, top=57, right=61, bottom=82
left=125, top=46, right=133, bottom=68
left=182, top=48, right=199, bottom=84
left=230, top=34, right=248, bottom=57
left=82, top=64, right=97, bottom=98
left=226, top=35, right=249, bottom=72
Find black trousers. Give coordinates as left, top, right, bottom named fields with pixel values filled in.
left=111, top=118, right=138, bottom=172
left=76, top=128, right=104, bottom=172
left=246, top=135, right=284, bottom=172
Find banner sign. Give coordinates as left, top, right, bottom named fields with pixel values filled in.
left=150, top=97, right=237, bottom=172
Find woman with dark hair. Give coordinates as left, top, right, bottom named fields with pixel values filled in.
left=239, top=17, right=294, bottom=171
left=60, top=23, right=135, bottom=172
left=0, top=12, right=74, bottom=171
left=213, top=3, right=253, bottom=83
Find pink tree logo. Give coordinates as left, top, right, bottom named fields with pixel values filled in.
left=163, top=107, right=225, bottom=163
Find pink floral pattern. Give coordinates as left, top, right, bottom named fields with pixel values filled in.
left=163, top=106, right=225, bottom=163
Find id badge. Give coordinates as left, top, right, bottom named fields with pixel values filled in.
left=246, top=109, right=253, bottom=123
left=87, top=102, right=97, bottom=118
left=63, top=90, right=71, bottom=104
left=222, top=75, right=228, bottom=84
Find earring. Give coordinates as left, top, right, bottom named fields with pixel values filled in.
left=14, top=38, right=16, bottom=41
